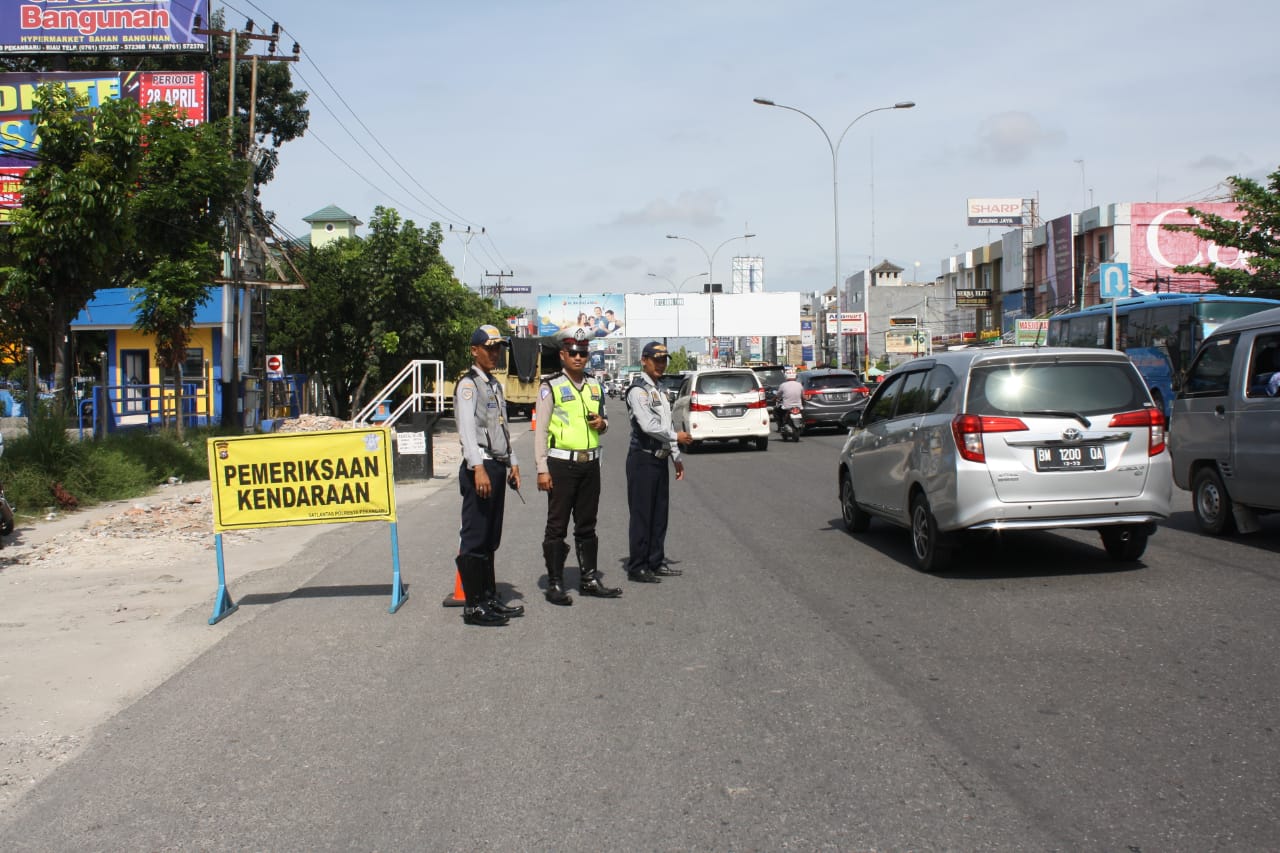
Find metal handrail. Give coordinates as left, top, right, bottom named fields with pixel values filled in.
left=352, top=360, right=446, bottom=428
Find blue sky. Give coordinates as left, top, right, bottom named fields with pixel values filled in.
left=236, top=0, right=1279, bottom=310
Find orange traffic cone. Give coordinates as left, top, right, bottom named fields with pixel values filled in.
left=530, top=407, right=537, bottom=431
left=442, top=563, right=465, bottom=607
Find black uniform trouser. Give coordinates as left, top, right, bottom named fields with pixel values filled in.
left=458, top=459, right=508, bottom=559
left=626, top=449, right=669, bottom=574
left=543, top=456, right=601, bottom=546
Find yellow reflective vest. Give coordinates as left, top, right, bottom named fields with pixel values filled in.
left=545, top=374, right=603, bottom=451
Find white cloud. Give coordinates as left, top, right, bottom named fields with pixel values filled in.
left=1189, top=154, right=1239, bottom=172
left=612, top=189, right=725, bottom=228
left=969, top=111, right=1065, bottom=164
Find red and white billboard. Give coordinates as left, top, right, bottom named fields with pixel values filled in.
left=0, top=70, right=207, bottom=219
left=1129, top=202, right=1249, bottom=293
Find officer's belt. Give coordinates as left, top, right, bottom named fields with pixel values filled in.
left=547, top=447, right=600, bottom=463
left=481, top=451, right=510, bottom=464
left=634, top=446, right=672, bottom=459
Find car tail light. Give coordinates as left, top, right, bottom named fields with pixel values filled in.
left=803, top=388, right=821, bottom=398
left=1108, top=408, right=1166, bottom=456
left=689, top=392, right=712, bottom=413
left=951, top=413, right=1028, bottom=463
left=748, top=387, right=767, bottom=409
left=855, top=385, right=870, bottom=396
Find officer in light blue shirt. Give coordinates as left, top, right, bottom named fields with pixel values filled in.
left=453, top=324, right=523, bottom=627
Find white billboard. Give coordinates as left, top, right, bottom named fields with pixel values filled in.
left=713, top=292, right=802, bottom=336
left=624, top=292, right=712, bottom=338
left=967, top=198, right=1024, bottom=227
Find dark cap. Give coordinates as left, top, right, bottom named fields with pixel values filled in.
left=642, top=341, right=669, bottom=359
left=470, top=324, right=510, bottom=347
left=555, top=326, right=592, bottom=352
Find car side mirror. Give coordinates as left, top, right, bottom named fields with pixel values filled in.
left=840, top=409, right=861, bottom=429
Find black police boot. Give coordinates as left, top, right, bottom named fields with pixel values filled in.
left=576, top=537, right=622, bottom=598
left=458, top=555, right=508, bottom=627
left=543, top=541, right=573, bottom=606
left=483, top=552, right=524, bottom=618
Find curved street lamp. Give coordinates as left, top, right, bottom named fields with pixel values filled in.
left=646, top=271, right=708, bottom=339
left=666, top=233, right=755, bottom=364
left=753, top=97, right=914, bottom=369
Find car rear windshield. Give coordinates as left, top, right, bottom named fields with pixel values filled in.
left=806, top=374, right=861, bottom=390
left=967, top=361, right=1149, bottom=417
left=697, top=374, right=758, bottom=394
left=753, top=367, right=786, bottom=388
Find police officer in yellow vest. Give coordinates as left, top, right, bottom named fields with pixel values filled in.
left=534, top=326, right=623, bottom=605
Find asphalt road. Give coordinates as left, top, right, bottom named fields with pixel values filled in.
left=2, top=420, right=1277, bottom=851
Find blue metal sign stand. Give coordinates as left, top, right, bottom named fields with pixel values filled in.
left=388, top=522, right=407, bottom=613
left=208, top=522, right=408, bottom=624
left=209, top=533, right=238, bottom=625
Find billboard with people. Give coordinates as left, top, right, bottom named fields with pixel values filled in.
left=537, top=294, right=626, bottom=338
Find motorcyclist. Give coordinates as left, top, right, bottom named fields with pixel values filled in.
left=774, top=368, right=804, bottom=429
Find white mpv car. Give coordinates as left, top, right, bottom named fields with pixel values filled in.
left=671, top=368, right=771, bottom=451
left=837, top=348, right=1173, bottom=572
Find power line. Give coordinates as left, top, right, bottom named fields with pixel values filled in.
left=221, top=0, right=514, bottom=276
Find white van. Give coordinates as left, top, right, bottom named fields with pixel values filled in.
left=671, top=368, right=771, bottom=451
left=1168, top=306, right=1280, bottom=534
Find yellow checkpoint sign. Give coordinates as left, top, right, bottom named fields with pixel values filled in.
left=207, top=428, right=397, bottom=532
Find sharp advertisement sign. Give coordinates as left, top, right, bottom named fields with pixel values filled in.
left=0, top=1, right=210, bottom=55
left=967, top=198, right=1024, bottom=227
left=0, top=70, right=208, bottom=219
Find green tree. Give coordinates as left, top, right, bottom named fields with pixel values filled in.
left=1165, top=167, right=1280, bottom=294
left=5, top=84, right=143, bottom=404
left=267, top=207, right=502, bottom=418
left=130, top=104, right=249, bottom=437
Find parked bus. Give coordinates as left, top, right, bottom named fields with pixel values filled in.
left=1045, top=294, right=1280, bottom=416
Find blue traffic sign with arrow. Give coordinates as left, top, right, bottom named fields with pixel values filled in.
left=1099, top=262, right=1130, bottom=299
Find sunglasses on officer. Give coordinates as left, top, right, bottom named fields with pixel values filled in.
left=564, top=348, right=589, bottom=358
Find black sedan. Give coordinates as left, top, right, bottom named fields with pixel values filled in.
left=798, top=369, right=869, bottom=431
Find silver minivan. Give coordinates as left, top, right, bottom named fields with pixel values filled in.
left=1169, top=305, right=1280, bottom=534
left=837, top=347, right=1173, bottom=571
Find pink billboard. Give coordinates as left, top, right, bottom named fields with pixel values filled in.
left=1129, top=202, right=1249, bottom=293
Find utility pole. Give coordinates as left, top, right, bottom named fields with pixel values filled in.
left=482, top=270, right=515, bottom=311
left=196, top=17, right=299, bottom=428
left=449, top=225, right=485, bottom=290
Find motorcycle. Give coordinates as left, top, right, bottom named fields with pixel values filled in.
left=0, top=436, right=13, bottom=547
left=777, top=406, right=803, bottom=442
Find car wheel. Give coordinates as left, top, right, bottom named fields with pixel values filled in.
left=909, top=493, right=951, bottom=573
left=1191, top=466, right=1236, bottom=536
left=1100, top=525, right=1149, bottom=561
left=840, top=474, right=871, bottom=533
left=755, top=435, right=768, bottom=451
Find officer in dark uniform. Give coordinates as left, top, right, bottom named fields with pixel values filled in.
left=534, top=326, right=623, bottom=605
left=625, top=341, right=692, bottom=583
left=454, top=324, right=524, bottom=627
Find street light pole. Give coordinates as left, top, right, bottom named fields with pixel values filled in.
left=648, top=271, right=710, bottom=342
left=753, top=97, right=914, bottom=369
left=666, top=233, right=754, bottom=365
